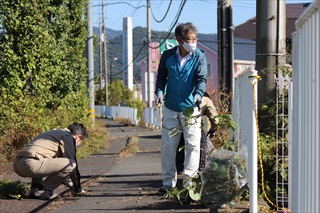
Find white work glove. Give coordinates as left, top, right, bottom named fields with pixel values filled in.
left=156, top=92, right=163, bottom=104
left=194, top=94, right=202, bottom=111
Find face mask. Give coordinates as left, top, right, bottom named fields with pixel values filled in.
left=183, top=41, right=197, bottom=53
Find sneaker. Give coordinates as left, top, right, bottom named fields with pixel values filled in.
left=29, top=183, right=44, bottom=195
left=72, top=189, right=88, bottom=197
left=159, top=185, right=174, bottom=194
left=30, top=187, right=61, bottom=200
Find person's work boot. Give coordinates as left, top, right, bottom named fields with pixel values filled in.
left=30, top=187, right=61, bottom=200
left=29, top=183, right=44, bottom=197
left=72, top=189, right=88, bottom=197
left=158, top=185, right=174, bottom=194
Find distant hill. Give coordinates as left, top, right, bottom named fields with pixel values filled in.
left=93, top=26, right=174, bottom=83
left=93, top=26, right=122, bottom=40
left=93, top=27, right=215, bottom=84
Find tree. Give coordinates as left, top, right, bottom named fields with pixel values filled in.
left=107, top=80, right=145, bottom=119
left=0, top=0, right=89, bottom=158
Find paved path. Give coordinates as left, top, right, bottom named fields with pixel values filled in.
left=49, top=120, right=213, bottom=213
left=0, top=119, right=251, bottom=213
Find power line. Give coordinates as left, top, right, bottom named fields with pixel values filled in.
left=110, top=43, right=147, bottom=77
left=92, top=1, right=146, bottom=9
left=92, top=1, right=146, bottom=29
left=150, top=0, right=173, bottom=23
left=95, top=0, right=186, bottom=81
left=147, top=0, right=187, bottom=49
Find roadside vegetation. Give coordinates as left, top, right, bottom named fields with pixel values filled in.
left=166, top=84, right=290, bottom=212
left=0, top=0, right=90, bottom=161
left=95, top=79, right=146, bottom=121
left=0, top=0, right=104, bottom=199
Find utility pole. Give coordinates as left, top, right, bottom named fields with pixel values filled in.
left=147, top=0, right=152, bottom=108
left=256, top=0, right=286, bottom=130
left=99, top=19, right=103, bottom=90
left=102, top=1, right=108, bottom=106
left=87, top=0, right=95, bottom=126
left=217, top=0, right=234, bottom=112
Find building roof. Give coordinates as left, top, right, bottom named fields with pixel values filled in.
left=234, top=3, right=311, bottom=40
left=198, top=33, right=256, bottom=61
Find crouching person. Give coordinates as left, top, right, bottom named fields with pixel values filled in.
left=13, top=123, right=87, bottom=200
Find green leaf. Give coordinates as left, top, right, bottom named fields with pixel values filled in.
left=183, top=106, right=194, bottom=117
left=188, top=188, right=201, bottom=201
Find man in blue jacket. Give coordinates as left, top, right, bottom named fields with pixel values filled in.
left=155, top=22, right=207, bottom=193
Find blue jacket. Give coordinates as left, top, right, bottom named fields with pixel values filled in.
left=155, top=46, right=207, bottom=112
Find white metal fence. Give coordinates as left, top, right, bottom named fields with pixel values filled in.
left=95, top=105, right=138, bottom=125
left=291, top=1, right=320, bottom=212
left=143, top=106, right=162, bottom=128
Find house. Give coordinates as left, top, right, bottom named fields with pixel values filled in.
left=234, top=3, right=311, bottom=50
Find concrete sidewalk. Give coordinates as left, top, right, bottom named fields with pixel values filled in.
left=0, top=119, right=250, bottom=213
left=49, top=120, right=213, bottom=213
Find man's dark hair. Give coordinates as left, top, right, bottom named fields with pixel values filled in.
left=175, top=22, right=198, bottom=40
left=68, top=123, right=88, bottom=138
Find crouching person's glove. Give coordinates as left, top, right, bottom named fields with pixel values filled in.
left=72, top=186, right=88, bottom=196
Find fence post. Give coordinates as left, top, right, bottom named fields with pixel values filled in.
left=248, top=69, right=259, bottom=213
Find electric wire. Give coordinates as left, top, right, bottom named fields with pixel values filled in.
left=106, top=0, right=186, bottom=73
left=150, top=0, right=173, bottom=23
left=92, top=1, right=146, bottom=9
left=109, top=42, right=147, bottom=77
left=92, top=1, right=146, bottom=27
left=147, top=0, right=187, bottom=49
left=150, top=0, right=164, bottom=9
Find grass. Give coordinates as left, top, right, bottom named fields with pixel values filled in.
left=76, top=119, right=109, bottom=159
left=114, top=117, right=132, bottom=126
left=118, top=135, right=139, bottom=158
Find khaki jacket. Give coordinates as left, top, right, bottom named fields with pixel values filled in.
left=16, top=128, right=81, bottom=188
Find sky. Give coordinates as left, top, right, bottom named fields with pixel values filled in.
left=91, top=0, right=315, bottom=35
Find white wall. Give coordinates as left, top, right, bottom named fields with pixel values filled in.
left=291, top=1, right=320, bottom=212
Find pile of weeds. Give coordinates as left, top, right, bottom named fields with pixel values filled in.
left=0, top=180, right=30, bottom=199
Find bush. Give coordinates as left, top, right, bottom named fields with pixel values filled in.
left=0, top=0, right=89, bottom=161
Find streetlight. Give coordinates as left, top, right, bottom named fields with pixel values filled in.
left=109, top=57, right=118, bottom=83
left=105, top=57, right=117, bottom=106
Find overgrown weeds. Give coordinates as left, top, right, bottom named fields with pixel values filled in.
left=76, top=119, right=109, bottom=159
left=0, top=180, right=30, bottom=199
left=114, top=117, right=132, bottom=126
left=118, top=135, right=139, bottom=158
